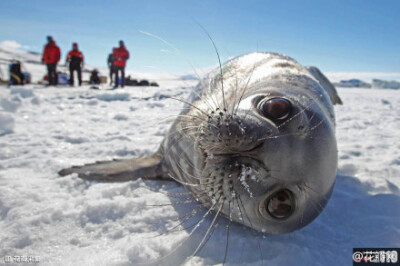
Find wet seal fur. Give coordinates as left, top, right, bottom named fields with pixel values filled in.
left=59, top=52, right=342, bottom=235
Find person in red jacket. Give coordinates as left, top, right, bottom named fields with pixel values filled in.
left=112, top=40, right=130, bottom=88
left=42, top=36, right=61, bottom=86
left=66, top=42, right=84, bottom=86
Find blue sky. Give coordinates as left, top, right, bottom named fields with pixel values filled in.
left=0, top=0, right=399, bottom=74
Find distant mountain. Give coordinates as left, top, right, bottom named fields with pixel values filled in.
left=333, top=79, right=400, bottom=89
left=371, top=79, right=400, bottom=89
left=180, top=74, right=199, bottom=80
left=333, top=79, right=371, bottom=88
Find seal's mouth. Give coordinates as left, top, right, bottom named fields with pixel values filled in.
left=211, top=141, right=265, bottom=156
left=200, top=155, right=272, bottom=201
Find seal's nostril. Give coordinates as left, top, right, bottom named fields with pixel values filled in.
left=266, top=189, right=294, bottom=219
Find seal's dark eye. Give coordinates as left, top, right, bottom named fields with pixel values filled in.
left=266, top=189, right=294, bottom=219
left=260, top=97, right=292, bottom=121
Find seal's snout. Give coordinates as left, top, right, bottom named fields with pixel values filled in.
left=197, top=107, right=276, bottom=155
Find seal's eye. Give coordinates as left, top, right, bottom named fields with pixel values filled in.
left=260, top=97, right=292, bottom=121
left=266, top=189, right=294, bottom=219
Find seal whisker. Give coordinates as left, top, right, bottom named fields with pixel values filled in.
left=169, top=204, right=205, bottom=222
left=189, top=86, right=220, bottom=111
left=187, top=205, right=223, bottom=260
left=171, top=114, right=208, bottom=123
left=167, top=173, right=202, bottom=187
left=146, top=205, right=208, bottom=239
left=167, top=136, right=206, bottom=176
left=220, top=59, right=241, bottom=116
left=300, top=185, right=325, bottom=215
left=184, top=201, right=224, bottom=262
left=309, top=117, right=326, bottom=132
left=174, top=160, right=203, bottom=181
left=139, top=185, right=204, bottom=200
left=256, top=132, right=301, bottom=142
left=163, top=132, right=204, bottom=174
left=223, top=201, right=232, bottom=266
left=169, top=97, right=210, bottom=116
left=305, top=192, right=324, bottom=215
left=231, top=72, right=240, bottom=115
left=302, top=182, right=330, bottom=203
left=237, top=196, right=264, bottom=265
left=233, top=61, right=258, bottom=115
left=145, top=196, right=222, bottom=264
left=195, top=22, right=227, bottom=111
left=145, top=199, right=198, bottom=207
left=139, top=30, right=211, bottom=92
left=163, top=133, right=191, bottom=160
left=175, top=125, right=202, bottom=135
left=277, top=100, right=315, bottom=129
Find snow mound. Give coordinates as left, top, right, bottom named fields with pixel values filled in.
left=0, top=112, right=14, bottom=136
left=10, top=88, right=34, bottom=98
left=0, top=97, right=21, bottom=112
left=95, top=93, right=130, bottom=102
left=79, top=200, right=135, bottom=225
left=113, top=114, right=128, bottom=121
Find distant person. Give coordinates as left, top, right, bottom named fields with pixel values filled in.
left=8, top=61, right=25, bottom=85
left=107, top=48, right=116, bottom=85
left=66, top=42, right=84, bottom=86
left=42, top=36, right=61, bottom=86
left=112, top=40, right=129, bottom=88
left=89, top=69, right=100, bottom=85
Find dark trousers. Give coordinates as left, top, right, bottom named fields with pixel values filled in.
left=46, top=63, right=58, bottom=85
left=69, top=65, right=82, bottom=86
left=109, top=66, right=115, bottom=85
left=114, top=66, right=125, bottom=87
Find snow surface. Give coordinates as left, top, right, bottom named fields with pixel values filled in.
left=0, top=44, right=399, bottom=266
left=1, top=82, right=399, bottom=266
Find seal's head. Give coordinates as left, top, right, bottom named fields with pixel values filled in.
left=192, top=72, right=337, bottom=234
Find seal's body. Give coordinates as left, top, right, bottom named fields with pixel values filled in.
left=60, top=52, right=342, bottom=234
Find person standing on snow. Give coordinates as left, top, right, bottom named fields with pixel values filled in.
left=66, top=42, right=84, bottom=86
left=107, top=48, right=116, bottom=86
left=112, top=40, right=129, bottom=88
left=42, top=36, right=61, bottom=86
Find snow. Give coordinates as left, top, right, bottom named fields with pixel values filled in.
left=0, top=44, right=399, bottom=264
left=239, top=165, right=258, bottom=198
left=0, top=112, right=14, bottom=136
left=1, top=82, right=399, bottom=265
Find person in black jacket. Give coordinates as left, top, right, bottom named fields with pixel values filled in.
left=107, top=48, right=116, bottom=85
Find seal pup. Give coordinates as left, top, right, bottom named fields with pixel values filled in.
left=59, top=52, right=342, bottom=236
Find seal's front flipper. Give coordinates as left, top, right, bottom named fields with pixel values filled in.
left=58, top=154, right=169, bottom=181
left=306, top=66, right=343, bottom=105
